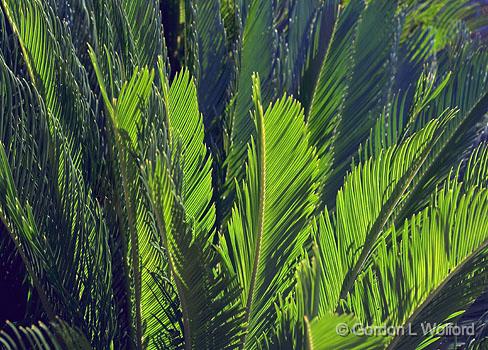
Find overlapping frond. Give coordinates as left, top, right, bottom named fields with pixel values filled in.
left=363, top=69, right=452, bottom=159
left=397, top=42, right=488, bottom=219
left=191, top=0, right=232, bottom=128
left=294, top=1, right=339, bottom=110
left=327, top=0, right=399, bottom=199
left=1, top=0, right=102, bottom=186
left=0, top=0, right=487, bottom=349
left=220, top=75, right=319, bottom=348
left=91, top=53, right=170, bottom=348
left=307, top=0, right=364, bottom=202
left=401, top=0, right=476, bottom=53
left=121, top=0, right=163, bottom=68
left=277, top=0, right=326, bottom=95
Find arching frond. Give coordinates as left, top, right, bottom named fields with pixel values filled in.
left=91, top=53, right=165, bottom=348
left=398, top=42, right=488, bottom=219
left=311, top=112, right=454, bottom=315
left=0, top=57, right=113, bottom=348
left=144, top=147, right=245, bottom=350
left=295, top=1, right=339, bottom=110
left=347, top=174, right=488, bottom=349
left=276, top=0, right=328, bottom=95
left=191, top=0, right=233, bottom=130
left=1, top=0, right=103, bottom=186
left=307, top=0, right=364, bottom=203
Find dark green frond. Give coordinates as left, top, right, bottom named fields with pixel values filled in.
left=0, top=320, right=91, bottom=350
left=224, top=0, right=276, bottom=205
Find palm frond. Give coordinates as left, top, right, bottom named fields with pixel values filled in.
left=328, top=0, right=400, bottom=200
left=1, top=0, right=103, bottom=187
left=224, top=0, right=276, bottom=207
left=0, top=57, right=114, bottom=347
left=402, top=0, right=476, bottom=53
left=397, top=42, right=488, bottom=220
left=346, top=172, right=488, bottom=349
left=145, top=147, right=245, bottom=350
left=276, top=0, right=327, bottom=95
left=363, top=69, right=452, bottom=159
left=120, top=0, right=163, bottom=68
left=311, top=112, right=454, bottom=315
left=220, top=74, right=319, bottom=348
left=158, top=64, right=215, bottom=237
left=307, top=0, right=364, bottom=204
left=295, top=1, right=339, bottom=111
left=91, top=52, right=168, bottom=348
left=191, top=0, right=233, bottom=131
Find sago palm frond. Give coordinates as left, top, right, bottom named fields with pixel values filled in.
left=0, top=0, right=486, bottom=349
left=220, top=74, right=319, bottom=348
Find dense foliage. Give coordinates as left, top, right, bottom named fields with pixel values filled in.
left=0, top=0, right=487, bottom=349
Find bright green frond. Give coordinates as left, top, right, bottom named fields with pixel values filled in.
left=363, top=70, right=452, bottom=160
left=115, top=67, right=155, bottom=147
left=221, top=74, right=319, bottom=348
left=347, top=176, right=488, bottom=349
left=91, top=56, right=167, bottom=348
left=312, top=112, right=454, bottom=314
left=163, top=67, right=216, bottom=237
left=145, top=148, right=245, bottom=350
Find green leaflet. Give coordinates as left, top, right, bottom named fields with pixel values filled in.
left=0, top=55, right=113, bottom=348
left=191, top=0, right=232, bottom=126
left=307, top=0, right=364, bottom=204
left=1, top=0, right=103, bottom=185
left=121, top=0, right=163, bottom=68
left=309, top=0, right=400, bottom=206
left=91, top=52, right=161, bottom=348
left=397, top=44, right=488, bottom=220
